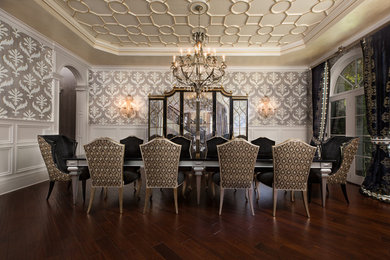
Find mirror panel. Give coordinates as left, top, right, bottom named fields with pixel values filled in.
left=166, top=92, right=180, bottom=137
left=149, top=99, right=164, bottom=137
left=216, top=92, right=230, bottom=138
left=233, top=99, right=247, bottom=138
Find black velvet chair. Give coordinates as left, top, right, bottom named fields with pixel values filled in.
left=308, top=136, right=359, bottom=204
left=251, top=137, right=275, bottom=200
left=205, top=136, right=228, bottom=191
left=234, top=135, right=248, bottom=140
left=149, top=134, right=162, bottom=141
left=166, top=134, right=176, bottom=140
left=120, top=136, right=144, bottom=196
left=170, top=136, right=192, bottom=195
left=38, top=135, right=89, bottom=201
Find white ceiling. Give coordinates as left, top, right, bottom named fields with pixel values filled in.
left=1, top=0, right=389, bottom=66
left=43, top=0, right=355, bottom=56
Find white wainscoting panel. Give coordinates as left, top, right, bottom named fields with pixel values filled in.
left=15, top=144, right=44, bottom=173
left=0, top=123, right=12, bottom=143
left=249, top=125, right=310, bottom=144
left=89, top=125, right=148, bottom=143
left=0, top=147, right=12, bottom=176
left=16, top=124, right=51, bottom=144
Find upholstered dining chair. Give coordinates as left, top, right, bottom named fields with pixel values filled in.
left=170, top=136, right=192, bottom=194
left=257, top=139, right=316, bottom=217
left=308, top=137, right=359, bottom=204
left=205, top=136, right=228, bottom=189
left=120, top=136, right=143, bottom=196
left=149, top=134, right=162, bottom=140
left=38, top=135, right=89, bottom=201
left=211, top=138, right=259, bottom=215
left=251, top=137, right=275, bottom=200
left=84, top=137, right=141, bottom=214
left=140, top=138, right=185, bottom=214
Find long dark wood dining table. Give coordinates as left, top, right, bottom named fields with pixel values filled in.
left=67, top=157, right=333, bottom=207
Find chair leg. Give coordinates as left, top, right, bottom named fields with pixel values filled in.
left=245, top=189, right=248, bottom=201
left=143, top=188, right=151, bottom=214
left=135, top=179, right=142, bottom=199
left=219, top=188, right=224, bottom=215
left=67, top=181, right=71, bottom=190
left=82, top=180, right=86, bottom=203
left=211, top=182, right=215, bottom=198
left=182, top=180, right=187, bottom=198
left=87, top=187, right=96, bottom=214
left=248, top=188, right=254, bottom=216
left=341, top=184, right=349, bottom=204
left=272, top=188, right=277, bottom=217
left=291, top=191, right=295, bottom=202
left=46, top=181, right=55, bottom=200
left=173, top=187, right=178, bottom=214
left=255, top=180, right=260, bottom=201
left=104, top=187, right=108, bottom=199
left=303, top=191, right=310, bottom=218
left=119, top=186, right=123, bottom=214
left=308, top=182, right=312, bottom=203
left=188, top=173, right=193, bottom=191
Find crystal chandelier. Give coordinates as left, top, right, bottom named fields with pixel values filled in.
left=171, top=4, right=227, bottom=98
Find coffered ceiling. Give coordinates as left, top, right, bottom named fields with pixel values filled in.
left=43, top=0, right=349, bottom=55
left=1, top=0, right=390, bottom=66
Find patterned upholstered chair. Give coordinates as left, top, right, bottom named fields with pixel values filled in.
left=120, top=136, right=143, bottom=196
left=84, top=138, right=141, bottom=214
left=251, top=137, right=275, bottom=200
left=170, top=136, right=192, bottom=194
left=257, top=139, right=316, bottom=217
left=205, top=136, right=228, bottom=189
left=308, top=137, right=359, bottom=204
left=140, top=138, right=186, bottom=214
left=38, top=135, right=89, bottom=201
left=211, top=138, right=259, bottom=215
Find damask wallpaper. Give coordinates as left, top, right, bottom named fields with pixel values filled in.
left=0, top=18, right=54, bottom=121
left=89, top=69, right=309, bottom=126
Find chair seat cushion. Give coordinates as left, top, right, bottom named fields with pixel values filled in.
left=256, top=171, right=274, bottom=187
left=212, top=172, right=220, bottom=186
left=308, top=169, right=322, bottom=183
left=123, top=170, right=140, bottom=185
left=178, top=171, right=185, bottom=185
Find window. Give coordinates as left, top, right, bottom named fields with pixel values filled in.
left=329, top=51, right=371, bottom=184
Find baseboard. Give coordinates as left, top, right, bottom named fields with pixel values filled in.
left=0, top=169, right=49, bottom=195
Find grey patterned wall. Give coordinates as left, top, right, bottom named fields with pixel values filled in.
left=89, top=69, right=309, bottom=126
left=0, top=18, right=54, bottom=121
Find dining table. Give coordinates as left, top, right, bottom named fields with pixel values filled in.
left=66, top=157, right=333, bottom=207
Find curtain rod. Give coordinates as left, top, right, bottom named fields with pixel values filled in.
left=310, top=20, right=390, bottom=69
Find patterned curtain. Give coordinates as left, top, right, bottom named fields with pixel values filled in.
left=360, top=24, right=390, bottom=202
left=311, top=61, right=330, bottom=157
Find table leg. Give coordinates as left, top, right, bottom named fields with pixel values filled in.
left=196, top=175, right=201, bottom=205
left=68, top=166, right=80, bottom=205
left=321, top=169, right=331, bottom=208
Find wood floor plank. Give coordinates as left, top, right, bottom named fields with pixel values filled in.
left=1, top=180, right=390, bottom=259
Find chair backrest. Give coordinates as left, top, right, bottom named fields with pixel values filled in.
left=328, top=137, right=359, bottom=184
left=166, top=134, right=176, bottom=140
left=120, top=136, right=143, bottom=158
left=206, top=136, right=228, bottom=159
left=39, top=135, right=77, bottom=173
left=84, top=138, right=125, bottom=187
left=272, top=139, right=316, bottom=191
left=234, top=135, right=248, bottom=140
left=217, top=138, right=259, bottom=189
left=149, top=134, right=162, bottom=141
left=251, top=137, right=275, bottom=159
left=140, top=138, right=181, bottom=188
left=37, top=136, right=70, bottom=181
left=321, top=136, right=355, bottom=172
left=170, top=136, right=192, bottom=159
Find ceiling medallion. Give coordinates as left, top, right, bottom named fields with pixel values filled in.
left=171, top=4, right=227, bottom=99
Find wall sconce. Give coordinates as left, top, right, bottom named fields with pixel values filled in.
left=119, top=95, right=136, bottom=117
left=258, top=96, right=276, bottom=118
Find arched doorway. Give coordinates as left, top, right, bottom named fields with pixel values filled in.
left=59, top=67, right=77, bottom=140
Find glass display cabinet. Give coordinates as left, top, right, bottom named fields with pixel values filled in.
left=148, top=86, right=248, bottom=157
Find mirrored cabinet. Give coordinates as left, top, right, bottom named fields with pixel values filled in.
left=148, top=86, right=248, bottom=157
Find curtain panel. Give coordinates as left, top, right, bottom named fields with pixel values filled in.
left=360, top=24, right=390, bottom=202
left=311, top=61, right=330, bottom=157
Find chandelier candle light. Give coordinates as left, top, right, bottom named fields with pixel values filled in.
left=171, top=4, right=227, bottom=99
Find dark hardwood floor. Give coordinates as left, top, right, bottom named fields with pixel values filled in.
left=1, top=178, right=390, bottom=259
